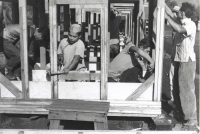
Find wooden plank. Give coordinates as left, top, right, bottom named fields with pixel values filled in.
left=125, top=74, right=155, bottom=101
left=40, top=45, right=46, bottom=69
left=0, top=73, right=22, bottom=98
left=48, top=111, right=107, bottom=122
left=56, top=0, right=108, bottom=5
left=111, top=3, right=135, bottom=7
left=45, top=0, right=49, bottom=13
left=49, top=120, right=60, bottom=129
left=49, top=0, right=58, bottom=99
left=0, top=100, right=161, bottom=117
left=100, top=6, right=108, bottom=100
left=59, top=72, right=101, bottom=81
left=19, top=0, right=29, bottom=99
left=0, top=130, right=197, bottom=134
left=154, top=0, right=165, bottom=102
left=94, top=121, right=108, bottom=130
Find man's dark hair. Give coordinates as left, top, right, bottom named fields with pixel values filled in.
left=38, top=27, right=50, bottom=42
left=138, top=38, right=150, bottom=49
left=180, top=2, right=194, bottom=18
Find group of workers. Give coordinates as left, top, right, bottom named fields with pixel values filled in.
left=0, top=1, right=198, bottom=128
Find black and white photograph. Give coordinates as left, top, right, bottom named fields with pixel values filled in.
left=0, top=0, right=199, bottom=133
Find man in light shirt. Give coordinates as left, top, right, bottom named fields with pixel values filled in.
left=165, top=2, right=197, bottom=126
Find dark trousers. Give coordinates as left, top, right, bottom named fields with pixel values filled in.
left=3, top=39, right=20, bottom=70
left=3, top=39, right=35, bottom=79
left=108, top=66, right=142, bottom=83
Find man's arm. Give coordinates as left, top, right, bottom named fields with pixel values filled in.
left=63, top=55, right=81, bottom=72
left=165, top=4, right=175, bottom=19
left=165, top=14, right=187, bottom=34
left=129, top=46, right=154, bottom=69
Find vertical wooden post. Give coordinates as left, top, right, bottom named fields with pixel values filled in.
left=19, top=0, right=29, bottom=99
left=49, top=0, right=58, bottom=99
left=154, top=0, right=165, bottom=102
left=100, top=1, right=108, bottom=100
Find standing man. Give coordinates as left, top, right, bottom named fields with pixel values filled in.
left=165, top=2, right=197, bottom=126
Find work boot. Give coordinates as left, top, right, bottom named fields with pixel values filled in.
left=5, top=69, right=16, bottom=80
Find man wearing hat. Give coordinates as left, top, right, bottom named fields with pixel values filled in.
left=57, top=24, right=86, bottom=73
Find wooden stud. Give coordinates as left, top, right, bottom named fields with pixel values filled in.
left=49, top=120, right=60, bottom=129
left=125, top=74, right=155, bottom=101
left=0, top=73, right=22, bottom=98
left=154, top=2, right=165, bottom=102
left=19, top=0, right=29, bottom=99
left=49, top=0, right=58, bottom=99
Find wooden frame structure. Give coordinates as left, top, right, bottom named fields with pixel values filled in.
left=0, top=0, right=166, bottom=118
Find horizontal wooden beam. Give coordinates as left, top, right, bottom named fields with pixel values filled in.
left=0, top=99, right=161, bottom=117
left=111, top=3, right=135, bottom=7
left=56, top=0, right=108, bottom=5
left=58, top=72, right=101, bottom=81
left=110, top=0, right=139, bottom=3
left=0, top=130, right=195, bottom=134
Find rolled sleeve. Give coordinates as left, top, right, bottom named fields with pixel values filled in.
left=75, top=41, right=85, bottom=59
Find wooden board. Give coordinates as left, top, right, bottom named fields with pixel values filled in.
left=0, top=82, right=153, bottom=101
left=0, top=99, right=161, bottom=117
left=56, top=0, right=108, bottom=5
left=0, top=130, right=196, bottom=134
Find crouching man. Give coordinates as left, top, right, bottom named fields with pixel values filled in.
left=108, top=38, right=154, bottom=82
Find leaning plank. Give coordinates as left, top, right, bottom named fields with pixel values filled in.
left=0, top=73, right=22, bottom=98
left=125, top=74, right=155, bottom=101
left=58, top=72, right=100, bottom=81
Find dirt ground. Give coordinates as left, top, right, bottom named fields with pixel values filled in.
left=0, top=25, right=199, bottom=131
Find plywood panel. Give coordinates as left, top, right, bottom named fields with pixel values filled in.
left=108, top=83, right=153, bottom=101
left=58, top=82, right=100, bottom=99
left=1, top=82, right=153, bottom=101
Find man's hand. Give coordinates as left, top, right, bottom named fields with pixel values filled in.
left=62, top=68, right=70, bottom=74
left=3, top=29, right=17, bottom=42
left=58, top=54, right=64, bottom=65
left=148, top=62, right=155, bottom=72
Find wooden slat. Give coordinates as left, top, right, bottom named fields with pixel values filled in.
left=0, top=130, right=197, bottom=134
left=0, top=73, right=22, bottom=98
left=94, top=121, right=108, bottom=130
left=49, top=0, right=58, bottom=99
left=48, top=111, right=107, bottom=122
left=100, top=5, right=108, bottom=100
left=58, top=72, right=101, bottom=81
left=0, top=100, right=161, bottom=117
left=56, top=0, right=107, bottom=5
left=19, top=0, right=29, bottom=99
left=125, top=74, right=155, bottom=101
left=49, top=120, right=60, bottom=129
left=47, top=100, right=109, bottom=113
left=154, top=0, right=165, bottom=102
left=40, top=45, right=46, bottom=69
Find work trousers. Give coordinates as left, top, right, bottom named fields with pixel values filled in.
left=173, top=60, right=197, bottom=120
left=3, top=39, right=20, bottom=70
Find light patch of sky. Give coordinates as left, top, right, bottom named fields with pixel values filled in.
left=174, top=0, right=199, bottom=7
